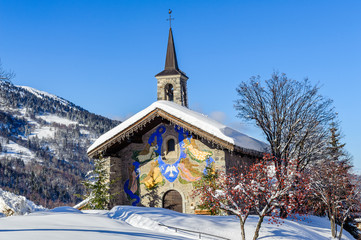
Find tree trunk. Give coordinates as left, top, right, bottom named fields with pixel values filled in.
left=279, top=206, right=288, bottom=218
left=330, top=215, right=337, bottom=238
left=328, top=205, right=337, bottom=238
left=239, top=217, right=246, bottom=240
left=338, top=221, right=344, bottom=240
left=253, top=215, right=266, bottom=240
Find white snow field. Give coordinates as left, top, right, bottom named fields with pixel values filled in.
left=0, top=206, right=355, bottom=240
left=0, top=139, right=36, bottom=163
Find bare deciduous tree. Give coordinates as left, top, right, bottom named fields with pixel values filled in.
left=235, top=72, right=335, bottom=170
left=0, top=60, right=15, bottom=82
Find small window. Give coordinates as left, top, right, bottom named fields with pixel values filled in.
left=167, top=139, right=175, bottom=153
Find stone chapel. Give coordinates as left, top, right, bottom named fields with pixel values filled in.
left=87, top=25, right=266, bottom=214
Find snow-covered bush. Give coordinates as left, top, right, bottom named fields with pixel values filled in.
left=194, top=154, right=309, bottom=240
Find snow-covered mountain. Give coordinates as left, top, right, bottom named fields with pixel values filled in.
left=0, top=79, right=119, bottom=208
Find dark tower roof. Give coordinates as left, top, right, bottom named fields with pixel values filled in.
left=165, top=27, right=178, bottom=70
left=156, top=28, right=188, bottom=78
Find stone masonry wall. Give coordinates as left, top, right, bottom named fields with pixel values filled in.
left=156, top=75, right=188, bottom=107
left=108, top=122, right=226, bottom=213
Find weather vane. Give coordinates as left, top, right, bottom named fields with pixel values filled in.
left=167, top=9, right=174, bottom=28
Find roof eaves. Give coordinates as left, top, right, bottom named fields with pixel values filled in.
left=155, top=69, right=188, bottom=78
left=87, top=109, right=160, bottom=158
left=87, top=108, right=243, bottom=158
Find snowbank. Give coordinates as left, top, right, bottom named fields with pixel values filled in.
left=108, top=206, right=173, bottom=234
left=0, top=188, right=45, bottom=216
left=0, top=205, right=355, bottom=240
left=106, top=206, right=355, bottom=240
left=49, top=206, right=82, bottom=214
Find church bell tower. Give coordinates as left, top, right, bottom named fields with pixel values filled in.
left=155, top=12, right=189, bottom=108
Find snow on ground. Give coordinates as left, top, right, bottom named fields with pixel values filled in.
left=0, top=139, right=36, bottom=163
left=0, top=205, right=355, bottom=240
left=0, top=207, right=189, bottom=240
left=109, top=206, right=355, bottom=240
left=17, top=107, right=40, bottom=126
left=38, top=114, right=77, bottom=126
left=30, top=126, right=55, bottom=139
left=28, top=115, right=78, bottom=140
left=0, top=188, right=45, bottom=216
left=28, top=115, right=79, bottom=140
left=80, top=129, right=90, bottom=135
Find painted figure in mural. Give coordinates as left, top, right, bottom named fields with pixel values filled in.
left=184, top=138, right=213, bottom=163
left=125, top=124, right=216, bottom=206
left=128, top=165, right=138, bottom=193
left=178, top=158, right=202, bottom=182
left=123, top=161, right=141, bottom=206
left=140, top=160, right=163, bottom=189
left=136, top=138, right=158, bottom=162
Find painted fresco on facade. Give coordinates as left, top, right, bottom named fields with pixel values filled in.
left=124, top=124, right=215, bottom=205
left=123, top=161, right=141, bottom=206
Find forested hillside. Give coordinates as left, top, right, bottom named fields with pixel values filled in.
left=0, top=79, right=120, bottom=207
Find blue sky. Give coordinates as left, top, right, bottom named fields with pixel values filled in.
left=0, top=0, right=360, bottom=170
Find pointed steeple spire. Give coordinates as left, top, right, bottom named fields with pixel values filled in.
left=165, top=28, right=179, bottom=70
left=155, top=27, right=187, bottom=78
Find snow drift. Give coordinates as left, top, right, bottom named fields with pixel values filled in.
left=0, top=188, right=45, bottom=216
left=0, top=205, right=356, bottom=239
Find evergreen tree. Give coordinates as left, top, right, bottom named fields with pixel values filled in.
left=83, top=156, right=110, bottom=209
left=193, top=166, right=219, bottom=215
left=327, top=122, right=349, bottom=165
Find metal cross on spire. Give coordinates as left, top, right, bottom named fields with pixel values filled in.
left=167, top=9, right=174, bottom=28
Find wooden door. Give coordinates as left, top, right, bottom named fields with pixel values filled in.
left=163, top=190, right=182, bottom=213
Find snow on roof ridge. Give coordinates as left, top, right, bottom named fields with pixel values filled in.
left=87, top=100, right=267, bottom=154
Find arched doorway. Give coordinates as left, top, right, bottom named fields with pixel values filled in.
left=163, top=190, right=182, bottom=213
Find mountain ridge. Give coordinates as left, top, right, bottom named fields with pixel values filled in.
left=0, top=79, right=120, bottom=208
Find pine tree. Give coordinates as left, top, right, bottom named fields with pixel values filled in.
left=83, top=156, right=110, bottom=209
left=327, top=123, right=349, bottom=165
left=193, top=166, right=219, bottom=215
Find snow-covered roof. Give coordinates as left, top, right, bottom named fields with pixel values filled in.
left=87, top=101, right=267, bottom=156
